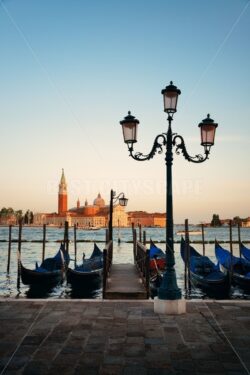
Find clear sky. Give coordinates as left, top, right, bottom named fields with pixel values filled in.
left=0, top=0, right=249, bottom=223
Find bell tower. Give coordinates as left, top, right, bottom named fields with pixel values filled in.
left=77, top=198, right=80, bottom=209
left=58, top=169, right=68, bottom=214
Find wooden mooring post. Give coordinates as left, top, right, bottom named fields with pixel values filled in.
left=143, top=230, right=146, bottom=246
left=201, top=223, right=205, bottom=256
left=229, top=220, right=233, bottom=283
left=74, top=224, right=77, bottom=267
left=238, top=223, right=242, bottom=259
left=42, top=224, right=46, bottom=262
left=118, top=219, right=121, bottom=245
left=139, top=224, right=142, bottom=243
left=64, top=221, right=69, bottom=253
left=131, top=222, right=135, bottom=233
left=105, top=229, right=109, bottom=244
left=184, top=219, right=191, bottom=291
left=7, top=225, right=12, bottom=273
left=17, top=222, right=22, bottom=289
left=133, top=228, right=137, bottom=263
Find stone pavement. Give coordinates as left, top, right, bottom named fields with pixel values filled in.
left=0, top=299, right=249, bottom=375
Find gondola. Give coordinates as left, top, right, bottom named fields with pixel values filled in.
left=67, top=243, right=103, bottom=289
left=149, top=240, right=166, bottom=271
left=19, top=243, right=69, bottom=287
left=148, top=240, right=166, bottom=296
left=215, top=241, right=250, bottom=291
left=181, top=238, right=230, bottom=295
left=240, top=242, right=250, bottom=262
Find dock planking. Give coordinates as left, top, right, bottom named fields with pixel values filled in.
left=104, top=263, right=147, bottom=299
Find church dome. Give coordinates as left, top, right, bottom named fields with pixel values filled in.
left=93, top=193, right=105, bottom=207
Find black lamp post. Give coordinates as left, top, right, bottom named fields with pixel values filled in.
left=120, top=81, right=218, bottom=301
left=109, top=189, right=128, bottom=241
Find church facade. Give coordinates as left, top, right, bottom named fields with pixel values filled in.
left=33, top=170, right=128, bottom=228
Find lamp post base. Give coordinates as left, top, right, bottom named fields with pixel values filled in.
left=158, top=267, right=182, bottom=300
left=154, top=297, right=186, bottom=315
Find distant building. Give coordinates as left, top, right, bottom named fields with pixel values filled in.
left=33, top=170, right=128, bottom=227
left=0, top=214, right=17, bottom=225
left=128, top=211, right=166, bottom=227
left=242, top=217, right=250, bottom=228
left=58, top=169, right=68, bottom=214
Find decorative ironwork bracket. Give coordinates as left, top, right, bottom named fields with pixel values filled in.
left=128, top=134, right=167, bottom=161
left=112, top=192, right=125, bottom=204
left=127, top=132, right=209, bottom=164
left=172, top=134, right=209, bottom=163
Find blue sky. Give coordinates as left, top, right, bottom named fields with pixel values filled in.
left=0, top=0, right=249, bottom=223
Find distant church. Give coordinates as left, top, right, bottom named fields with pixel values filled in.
left=33, top=169, right=128, bottom=227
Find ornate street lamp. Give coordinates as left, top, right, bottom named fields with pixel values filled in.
left=109, top=189, right=128, bottom=241
left=119, top=111, right=139, bottom=146
left=161, top=81, right=181, bottom=113
left=120, top=82, right=218, bottom=313
left=199, top=114, right=218, bottom=154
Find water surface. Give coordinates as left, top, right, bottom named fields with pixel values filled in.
left=0, top=225, right=249, bottom=299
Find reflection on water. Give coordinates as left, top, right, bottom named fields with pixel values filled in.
left=24, top=283, right=102, bottom=299
left=65, top=285, right=102, bottom=299
left=25, top=285, right=57, bottom=299
left=0, top=226, right=250, bottom=300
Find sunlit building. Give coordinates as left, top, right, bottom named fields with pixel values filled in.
left=128, top=211, right=166, bottom=228
left=33, top=170, right=128, bottom=227
left=242, top=217, right=250, bottom=228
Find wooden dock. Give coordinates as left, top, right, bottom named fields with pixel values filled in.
left=104, top=264, right=147, bottom=299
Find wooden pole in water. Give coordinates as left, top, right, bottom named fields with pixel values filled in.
left=201, top=223, right=205, bottom=256
left=7, top=225, right=12, bottom=273
left=17, top=222, right=22, bottom=289
left=105, top=229, right=109, bottom=244
left=64, top=221, right=69, bottom=253
left=139, top=224, right=142, bottom=243
left=143, top=230, right=146, bottom=246
left=118, top=218, right=121, bottom=245
left=184, top=220, right=187, bottom=290
left=74, top=224, right=77, bottom=268
left=229, top=220, right=233, bottom=280
left=42, top=224, right=46, bottom=262
left=131, top=222, right=134, bottom=236
left=238, top=222, right=242, bottom=259
left=185, top=219, right=191, bottom=290
left=133, top=228, right=137, bottom=264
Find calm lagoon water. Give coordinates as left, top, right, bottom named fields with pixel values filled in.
left=0, top=225, right=250, bottom=299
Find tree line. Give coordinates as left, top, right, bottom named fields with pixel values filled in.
left=0, top=207, right=34, bottom=224
left=210, top=214, right=248, bottom=227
